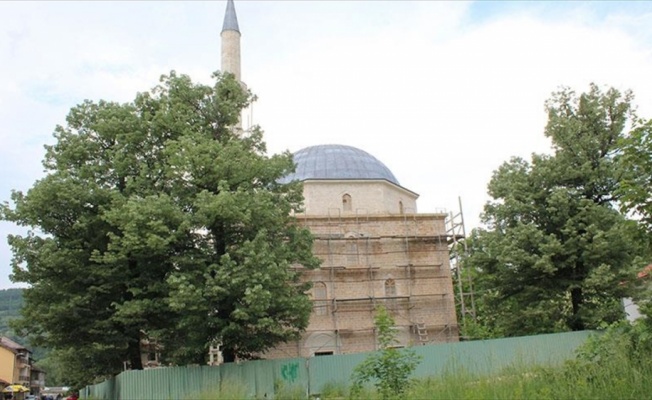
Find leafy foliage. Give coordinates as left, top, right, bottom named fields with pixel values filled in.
left=464, top=84, right=646, bottom=337
left=1, top=71, right=319, bottom=387
left=619, top=120, right=652, bottom=231
left=351, top=306, right=421, bottom=399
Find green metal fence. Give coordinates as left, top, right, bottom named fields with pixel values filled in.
left=82, top=330, right=595, bottom=399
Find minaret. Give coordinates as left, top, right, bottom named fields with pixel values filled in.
left=221, top=0, right=241, bottom=82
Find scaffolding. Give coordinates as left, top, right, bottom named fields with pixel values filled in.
left=445, top=197, right=476, bottom=334
left=290, top=208, right=459, bottom=355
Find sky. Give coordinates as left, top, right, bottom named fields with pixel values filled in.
left=1, top=1, right=652, bottom=289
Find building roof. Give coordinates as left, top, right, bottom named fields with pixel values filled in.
left=0, top=336, right=28, bottom=353
left=222, top=0, right=240, bottom=33
left=31, top=365, right=45, bottom=373
left=279, top=144, right=400, bottom=185
left=638, top=264, right=652, bottom=279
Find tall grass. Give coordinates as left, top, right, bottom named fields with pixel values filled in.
left=401, top=359, right=652, bottom=400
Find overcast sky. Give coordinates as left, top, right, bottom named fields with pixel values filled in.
left=2, top=1, right=652, bottom=289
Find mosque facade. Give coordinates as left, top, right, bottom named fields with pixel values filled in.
left=220, top=1, right=459, bottom=359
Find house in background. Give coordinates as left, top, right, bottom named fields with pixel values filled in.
left=623, top=264, right=652, bottom=323
left=29, top=366, right=45, bottom=395
left=0, top=337, right=31, bottom=388
left=0, top=336, right=45, bottom=395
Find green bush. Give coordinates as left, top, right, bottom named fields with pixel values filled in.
left=350, top=306, right=422, bottom=400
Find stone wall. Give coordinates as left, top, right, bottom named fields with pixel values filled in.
left=263, top=213, right=459, bottom=359
left=301, top=181, right=418, bottom=216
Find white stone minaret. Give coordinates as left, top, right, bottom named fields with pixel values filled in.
left=221, top=0, right=241, bottom=82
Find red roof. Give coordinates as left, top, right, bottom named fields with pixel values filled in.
left=638, top=264, right=652, bottom=279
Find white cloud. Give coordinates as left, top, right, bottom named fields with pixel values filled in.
left=1, top=1, right=652, bottom=288
left=251, top=4, right=652, bottom=233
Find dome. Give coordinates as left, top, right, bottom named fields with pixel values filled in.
left=280, top=144, right=400, bottom=185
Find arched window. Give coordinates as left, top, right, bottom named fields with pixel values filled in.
left=399, top=201, right=404, bottom=214
left=313, top=282, right=328, bottom=316
left=385, top=279, right=397, bottom=309
left=342, top=194, right=352, bottom=212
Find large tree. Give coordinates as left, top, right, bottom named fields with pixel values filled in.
left=619, top=119, right=652, bottom=230
left=464, top=84, right=645, bottom=338
left=619, top=118, right=652, bottom=319
left=1, top=71, right=318, bottom=386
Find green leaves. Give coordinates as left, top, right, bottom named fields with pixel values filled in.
left=619, top=120, right=652, bottom=229
left=465, top=84, right=644, bottom=338
left=351, top=306, right=422, bottom=400
left=2, top=70, right=318, bottom=384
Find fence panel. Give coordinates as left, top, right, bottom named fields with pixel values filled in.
left=82, top=330, right=595, bottom=399
left=412, top=330, right=595, bottom=378
left=308, top=352, right=367, bottom=395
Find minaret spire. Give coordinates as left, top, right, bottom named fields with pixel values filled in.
left=222, top=0, right=240, bottom=33
left=221, top=0, right=241, bottom=82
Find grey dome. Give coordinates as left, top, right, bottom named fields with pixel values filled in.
left=280, top=144, right=400, bottom=185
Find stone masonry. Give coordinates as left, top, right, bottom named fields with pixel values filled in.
left=263, top=211, right=459, bottom=359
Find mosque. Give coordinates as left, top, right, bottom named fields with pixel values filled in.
left=221, top=0, right=459, bottom=359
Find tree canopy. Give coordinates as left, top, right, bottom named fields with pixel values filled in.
left=1, top=71, right=319, bottom=387
left=618, top=117, right=652, bottom=319
left=463, top=84, right=647, bottom=338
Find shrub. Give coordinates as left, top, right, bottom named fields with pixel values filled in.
left=350, top=306, right=422, bottom=399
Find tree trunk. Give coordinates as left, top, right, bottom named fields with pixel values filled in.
left=128, top=336, right=144, bottom=370
left=211, top=223, right=227, bottom=257
left=569, top=287, right=585, bottom=331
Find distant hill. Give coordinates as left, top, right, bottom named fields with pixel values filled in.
left=0, top=288, right=24, bottom=340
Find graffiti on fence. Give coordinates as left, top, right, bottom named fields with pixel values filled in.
left=281, top=361, right=299, bottom=383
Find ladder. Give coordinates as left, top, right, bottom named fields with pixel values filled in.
left=416, top=320, right=429, bottom=343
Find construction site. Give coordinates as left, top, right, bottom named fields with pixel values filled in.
left=262, top=181, right=471, bottom=359
left=217, top=1, right=475, bottom=361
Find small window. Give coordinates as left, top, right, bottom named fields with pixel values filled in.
left=313, top=282, right=328, bottom=316
left=314, top=351, right=334, bottom=356
left=342, top=194, right=352, bottom=212
left=399, top=201, right=404, bottom=214
left=385, top=279, right=397, bottom=309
